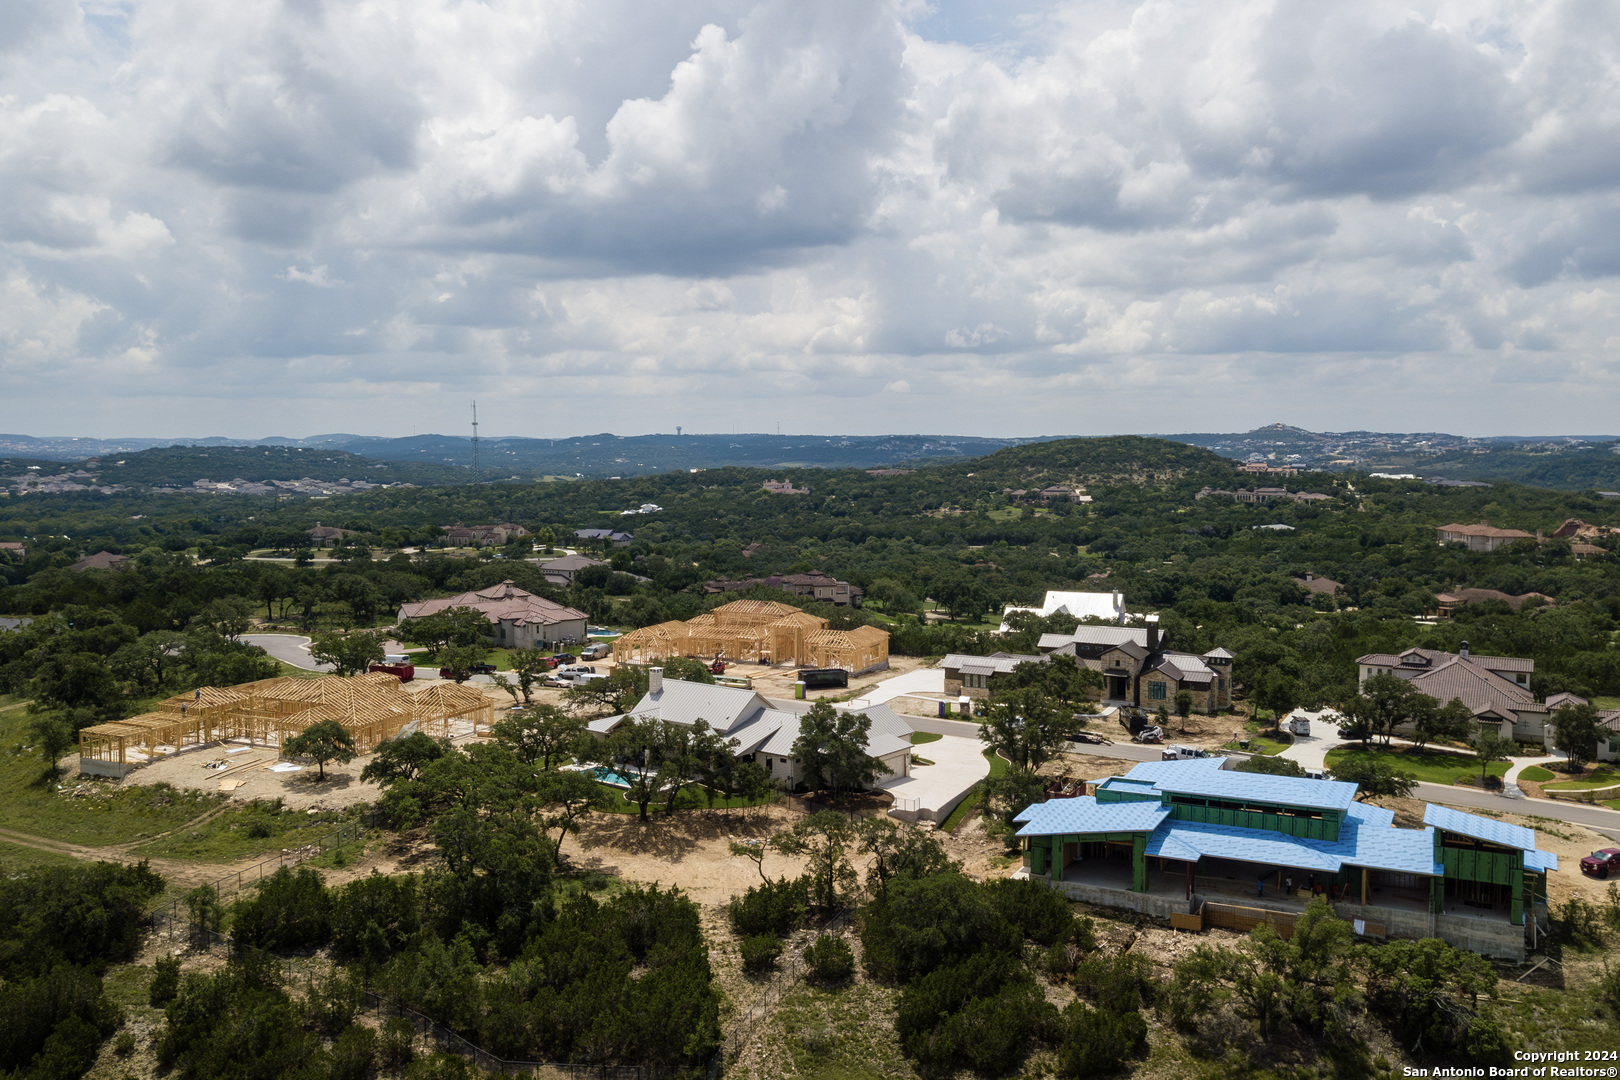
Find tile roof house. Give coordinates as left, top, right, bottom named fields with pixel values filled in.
left=703, top=571, right=863, bottom=607
left=1436, top=522, right=1536, bottom=552
left=68, top=551, right=132, bottom=572
left=306, top=523, right=357, bottom=547
left=397, top=580, right=587, bottom=649
left=1014, top=758, right=1555, bottom=960
left=1355, top=644, right=1557, bottom=744
left=1431, top=588, right=1553, bottom=618
left=441, top=522, right=529, bottom=546
left=1292, top=572, right=1342, bottom=595
left=762, top=480, right=810, bottom=495
left=534, top=553, right=608, bottom=585
left=574, top=529, right=634, bottom=546
left=587, top=670, right=913, bottom=789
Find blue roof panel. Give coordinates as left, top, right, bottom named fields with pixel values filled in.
left=1148, top=767, right=1358, bottom=812
left=1422, top=804, right=1537, bottom=852
left=1015, top=796, right=1171, bottom=838
left=1146, top=820, right=1344, bottom=873
left=1113, top=758, right=1225, bottom=785
left=1524, top=849, right=1558, bottom=873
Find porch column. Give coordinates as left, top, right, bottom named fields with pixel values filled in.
left=1429, top=877, right=1445, bottom=915
left=1131, top=835, right=1148, bottom=892
left=1360, top=867, right=1368, bottom=907
left=1049, top=837, right=1060, bottom=882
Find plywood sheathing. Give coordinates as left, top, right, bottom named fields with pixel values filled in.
left=609, top=599, right=888, bottom=672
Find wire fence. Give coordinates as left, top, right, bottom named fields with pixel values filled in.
left=721, top=907, right=853, bottom=1062
left=147, top=812, right=375, bottom=917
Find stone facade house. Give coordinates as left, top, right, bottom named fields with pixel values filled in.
left=397, top=580, right=587, bottom=649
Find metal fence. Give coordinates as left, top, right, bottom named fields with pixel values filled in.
left=147, top=813, right=373, bottom=918
left=721, top=908, right=852, bottom=1061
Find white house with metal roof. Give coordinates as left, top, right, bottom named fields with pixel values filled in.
left=587, top=669, right=913, bottom=788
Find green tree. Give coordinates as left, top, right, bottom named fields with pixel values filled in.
left=858, top=817, right=958, bottom=894
left=1412, top=696, right=1476, bottom=750
left=1342, top=673, right=1427, bottom=748
left=772, top=811, right=858, bottom=910
left=1549, top=702, right=1604, bottom=771
left=193, top=596, right=256, bottom=640
left=282, top=720, right=357, bottom=780
left=437, top=642, right=489, bottom=683
left=309, top=629, right=387, bottom=676
left=1174, top=689, right=1195, bottom=730
left=535, top=768, right=607, bottom=863
left=360, top=732, right=449, bottom=786
left=566, top=665, right=649, bottom=717
left=983, top=767, right=1048, bottom=831
left=399, top=608, right=490, bottom=659
left=26, top=714, right=74, bottom=775
left=591, top=717, right=678, bottom=821
left=1325, top=754, right=1417, bottom=802
left=1471, top=729, right=1515, bottom=788
left=508, top=649, right=553, bottom=704
left=791, top=701, right=885, bottom=800
left=978, top=688, right=1067, bottom=771
left=492, top=705, right=587, bottom=770
left=659, top=656, right=717, bottom=684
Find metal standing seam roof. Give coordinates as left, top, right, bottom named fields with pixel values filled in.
left=1422, top=804, right=1539, bottom=852
left=628, top=679, right=768, bottom=733
left=1147, top=767, right=1360, bottom=813
left=1014, top=796, right=1172, bottom=837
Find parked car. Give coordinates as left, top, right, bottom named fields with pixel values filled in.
left=1161, top=744, right=1209, bottom=760
left=580, top=643, right=612, bottom=661
left=470, top=662, right=497, bottom=675
left=558, top=664, right=595, bottom=676
left=1337, top=725, right=1367, bottom=740
left=552, top=653, right=578, bottom=664
left=1305, top=768, right=1332, bottom=781
left=1580, top=848, right=1620, bottom=878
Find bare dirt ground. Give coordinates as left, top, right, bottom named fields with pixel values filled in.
left=567, top=804, right=811, bottom=905
left=733, top=654, right=934, bottom=703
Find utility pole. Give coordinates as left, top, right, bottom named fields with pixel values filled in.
left=471, top=401, right=480, bottom=469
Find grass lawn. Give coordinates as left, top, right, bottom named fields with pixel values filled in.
left=1323, top=746, right=1508, bottom=785
left=1223, top=720, right=1291, bottom=756
left=0, top=705, right=224, bottom=846
left=593, top=781, right=776, bottom=816
left=132, top=800, right=366, bottom=862
left=940, top=750, right=1008, bottom=833
left=909, top=731, right=943, bottom=745
left=1589, top=696, right=1620, bottom=710
left=1519, top=766, right=1556, bottom=782
left=1604, top=799, right=1620, bottom=811
left=1543, top=766, right=1620, bottom=791
left=0, top=838, right=79, bottom=871
left=772, top=981, right=911, bottom=1080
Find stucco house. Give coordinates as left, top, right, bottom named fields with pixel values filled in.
left=396, top=580, right=587, bottom=649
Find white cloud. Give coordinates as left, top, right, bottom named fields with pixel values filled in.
left=4, top=0, right=1620, bottom=437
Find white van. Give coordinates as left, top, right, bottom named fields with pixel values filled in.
left=1161, top=744, right=1210, bottom=760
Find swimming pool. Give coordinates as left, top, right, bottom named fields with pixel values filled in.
left=590, top=767, right=633, bottom=788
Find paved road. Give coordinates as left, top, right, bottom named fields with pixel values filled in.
left=241, top=634, right=334, bottom=673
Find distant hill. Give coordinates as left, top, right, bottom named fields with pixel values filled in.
left=0, top=431, right=1062, bottom=476
left=932, top=435, right=1235, bottom=488
left=5, top=446, right=503, bottom=490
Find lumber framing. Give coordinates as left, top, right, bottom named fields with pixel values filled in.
left=77, top=672, right=501, bottom=774
left=611, top=600, right=890, bottom=673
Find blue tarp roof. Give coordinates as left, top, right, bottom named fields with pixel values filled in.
left=1015, top=796, right=1171, bottom=837
left=1146, top=767, right=1359, bottom=812
left=1144, top=817, right=1443, bottom=877
left=1524, top=849, right=1559, bottom=873
left=1423, top=804, right=1537, bottom=852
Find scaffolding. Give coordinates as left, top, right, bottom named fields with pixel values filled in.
left=78, top=673, right=502, bottom=775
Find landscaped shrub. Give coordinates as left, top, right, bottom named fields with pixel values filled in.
left=1056, top=1002, right=1148, bottom=1078
left=727, top=876, right=810, bottom=938
left=804, top=934, right=855, bottom=983
left=741, top=934, right=783, bottom=973
left=156, top=954, right=322, bottom=1079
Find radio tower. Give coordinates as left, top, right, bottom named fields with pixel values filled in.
left=471, top=401, right=480, bottom=469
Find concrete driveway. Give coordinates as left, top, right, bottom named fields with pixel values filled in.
left=861, top=667, right=945, bottom=704
left=242, top=634, right=334, bottom=672
left=879, top=733, right=989, bottom=823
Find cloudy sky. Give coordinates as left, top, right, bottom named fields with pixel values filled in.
left=3, top=0, right=1620, bottom=440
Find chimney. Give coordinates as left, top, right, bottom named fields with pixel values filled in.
left=1146, top=615, right=1161, bottom=654
left=1304, top=572, right=1314, bottom=582
left=648, top=667, right=663, bottom=693
left=1459, top=641, right=1469, bottom=659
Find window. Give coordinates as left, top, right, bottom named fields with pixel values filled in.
left=1148, top=682, right=1168, bottom=701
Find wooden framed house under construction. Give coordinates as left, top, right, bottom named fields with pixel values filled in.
left=78, top=673, right=496, bottom=778
left=611, top=599, right=889, bottom=674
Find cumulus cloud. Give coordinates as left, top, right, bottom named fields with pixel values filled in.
left=3, top=0, right=1620, bottom=436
